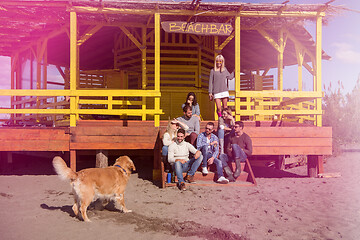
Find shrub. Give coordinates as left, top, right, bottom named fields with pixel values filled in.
left=323, top=79, right=360, bottom=145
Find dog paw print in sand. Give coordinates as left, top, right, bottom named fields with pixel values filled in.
left=0, top=192, right=13, bottom=199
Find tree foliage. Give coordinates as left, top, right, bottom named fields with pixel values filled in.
left=323, top=79, right=360, bottom=144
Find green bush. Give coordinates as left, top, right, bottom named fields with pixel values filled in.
left=323, top=79, right=360, bottom=144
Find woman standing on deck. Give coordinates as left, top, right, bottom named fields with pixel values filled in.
left=208, top=55, right=234, bottom=117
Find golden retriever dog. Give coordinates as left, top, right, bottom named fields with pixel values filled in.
left=52, top=155, right=135, bottom=222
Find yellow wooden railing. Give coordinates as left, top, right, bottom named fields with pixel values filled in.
left=0, top=89, right=163, bottom=127
left=215, top=90, right=323, bottom=125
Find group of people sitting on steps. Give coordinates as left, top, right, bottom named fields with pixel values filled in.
left=162, top=54, right=252, bottom=191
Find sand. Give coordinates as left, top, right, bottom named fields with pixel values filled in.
left=1, top=150, right=360, bottom=240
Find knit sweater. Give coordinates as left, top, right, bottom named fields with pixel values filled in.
left=176, top=115, right=200, bottom=134
left=226, top=132, right=253, bottom=157
left=168, top=140, right=198, bottom=164
left=208, top=68, right=234, bottom=95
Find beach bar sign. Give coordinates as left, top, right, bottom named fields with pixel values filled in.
left=161, top=21, right=233, bottom=36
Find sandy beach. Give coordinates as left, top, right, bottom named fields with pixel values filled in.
left=1, top=149, right=360, bottom=240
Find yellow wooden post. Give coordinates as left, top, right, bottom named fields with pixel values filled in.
left=10, top=54, right=17, bottom=123
left=295, top=44, right=304, bottom=92
left=315, top=15, right=322, bottom=127
left=141, top=26, right=147, bottom=121
left=213, top=36, right=219, bottom=120
left=277, top=29, right=284, bottom=91
left=70, top=11, right=78, bottom=127
left=197, top=42, right=202, bottom=88
left=295, top=44, right=304, bottom=123
left=235, top=15, right=241, bottom=122
left=154, top=12, right=160, bottom=127
left=43, top=40, right=48, bottom=90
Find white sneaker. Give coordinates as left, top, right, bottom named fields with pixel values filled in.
left=217, top=176, right=229, bottom=184
left=202, top=167, right=209, bottom=175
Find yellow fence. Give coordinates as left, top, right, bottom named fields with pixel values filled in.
left=0, top=89, right=163, bottom=127
left=220, top=90, right=322, bottom=125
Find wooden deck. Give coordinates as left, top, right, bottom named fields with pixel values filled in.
left=0, top=120, right=332, bottom=187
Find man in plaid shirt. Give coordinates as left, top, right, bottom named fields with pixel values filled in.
left=196, top=122, right=229, bottom=184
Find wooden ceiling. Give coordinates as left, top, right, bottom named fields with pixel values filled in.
left=0, top=0, right=336, bottom=71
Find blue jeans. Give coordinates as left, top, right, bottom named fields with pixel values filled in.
left=219, top=144, right=247, bottom=167
left=162, top=145, right=168, bottom=157
left=216, top=129, right=234, bottom=141
left=174, top=155, right=203, bottom=183
left=199, top=145, right=224, bottom=177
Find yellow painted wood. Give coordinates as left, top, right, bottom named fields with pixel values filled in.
left=77, top=24, right=102, bottom=46
left=284, top=28, right=315, bottom=61
left=316, top=15, right=323, bottom=127
left=219, top=32, right=235, bottom=50
left=235, top=15, right=241, bottom=121
left=70, top=11, right=78, bottom=127
left=256, top=27, right=280, bottom=53
left=70, top=6, right=325, bottom=18
left=0, top=108, right=163, bottom=115
left=236, top=109, right=322, bottom=115
left=142, top=26, right=147, bottom=120
left=119, top=26, right=142, bottom=50
left=277, top=29, right=284, bottom=91
left=295, top=44, right=304, bottom=91
left=154, top=12, right=160, bottom=127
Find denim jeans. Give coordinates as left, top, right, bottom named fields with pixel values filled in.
left=219, top=144, right=247, bottom=167
left=162, top=145, right=168, bottom=157
left=199, top=145, right=224, bottom=177
left=174, top=154, right=203, bottom=183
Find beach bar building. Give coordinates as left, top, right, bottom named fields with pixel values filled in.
left=0, top=0, right=334, bottom=186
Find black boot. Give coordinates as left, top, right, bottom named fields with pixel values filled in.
left=223, top=166, right=235, bottom=182
left=233, top=158, right=241, bottom=179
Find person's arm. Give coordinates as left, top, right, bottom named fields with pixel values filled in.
left=209, top=69, right=214, bottom=100
left=194, top=117, right=200, bottom=134
left=193, top=104, right=201, bottom=117
left=189, top=143, right=201, bottom=160
left=162, top=132, right=173, bottom=146
left=167, top=143, right=176, bottom=163
left=196, top=133, right=205, bottom=150
left=211, top=135, right=219, bottom=159
left=225, top=136, right=233, bottom=157
left=243, top=135, right=253, bottom=156
left=175, top=118, right=189, bottom=131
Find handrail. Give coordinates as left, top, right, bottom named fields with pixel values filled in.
left=0, top=89, right=163, bottom=126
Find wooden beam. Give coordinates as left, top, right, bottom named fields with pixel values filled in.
left=315, top=15, right=322, bottom=127
left=218, top=32, right=235, bottom=50
left=235, top=15, right=241, bottom=121
left=70, top=11, right=78, bottom=127
left=154, top=12, right=160, bottom=127
left=256, top=27, right=280, bottom=53
left=119, top=25, right=142, bottom=50
left=69, top=6, right=325, bottom=18
left=77, top=24, right=102, bottom=46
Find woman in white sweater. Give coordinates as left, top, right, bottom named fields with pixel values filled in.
left=162, top=119, right=189, bottom=160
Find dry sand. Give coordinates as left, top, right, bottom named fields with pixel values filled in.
left=1, top=150, right=360, bottom=240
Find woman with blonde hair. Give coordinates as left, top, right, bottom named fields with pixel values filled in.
left=162, top=118, right=189, bottom=170
left=208, top=54, right=234, bottom=117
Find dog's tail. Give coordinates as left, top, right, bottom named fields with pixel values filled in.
left=52, top=156, right=77, bottom=181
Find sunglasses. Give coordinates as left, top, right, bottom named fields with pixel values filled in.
left=205, top=127, right=213, bottom=131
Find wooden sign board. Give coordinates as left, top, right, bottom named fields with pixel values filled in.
left=161, top=21, right=233, bottom=36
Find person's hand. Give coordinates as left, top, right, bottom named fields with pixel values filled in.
left=194, top=151, right=201, bottom=159
left=207, top=157, right=214, bottom=165
left=209, top=93, right=213, bottom=101
left=210, top=141, right=218, bottom=146
left=175, top=159, right=186, bottom=164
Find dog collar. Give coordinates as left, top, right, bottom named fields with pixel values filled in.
left=115, top=164, right=127, bottom=174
